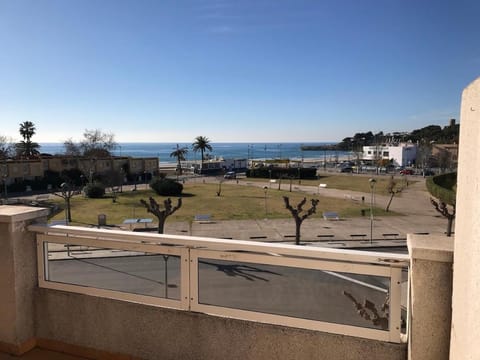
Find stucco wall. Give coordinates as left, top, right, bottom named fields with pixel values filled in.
left=0, top=206, right=48, bottom=352
left=35, top=289, right=406, bottom=360
left=449, top=77, right=480, bottom=359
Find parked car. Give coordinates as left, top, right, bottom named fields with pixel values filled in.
left=224, top=171, right=236, bottom=179
left=399, top=169, right=414, bottom=175
left=340, top=166, right=353, bottom=173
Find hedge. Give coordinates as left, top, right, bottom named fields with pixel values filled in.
left=426, top=172, right=457, bottom=205
left=150, top=178, right=183, bottom=196
left=246, top=167, right=317, bottom=180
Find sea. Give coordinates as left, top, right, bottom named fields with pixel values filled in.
left=39, top=142, right=350, bottom=165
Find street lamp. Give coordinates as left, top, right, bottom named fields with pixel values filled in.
left=60, top=182, right=70, bottom=225
left=1, top=163, right=7, bottom=202
left=2, top=174, right=7, bottom=203
left=263, top=186, right=268, bottom=216
left=369, top=178, right=377, bottom=244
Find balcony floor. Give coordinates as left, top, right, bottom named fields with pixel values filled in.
left=0, top=349, right=87, bottom=360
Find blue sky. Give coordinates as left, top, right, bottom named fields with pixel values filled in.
left=0, top=0, right=479, bottom=143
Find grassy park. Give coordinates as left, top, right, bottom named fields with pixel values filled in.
left=48, top=175, right=402, bottom=227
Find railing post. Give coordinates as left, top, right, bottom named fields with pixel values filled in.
left=0, top=205, right=49, bottom=355
left=388, top=266, right=402, bottom=343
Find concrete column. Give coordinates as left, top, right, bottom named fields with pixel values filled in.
left=407, top=234, right=453, bottom=360
left=0, top=205, right=48, bottom=355
left=450, top=77, right=480, bottom=359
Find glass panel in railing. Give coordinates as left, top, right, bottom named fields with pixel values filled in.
left=198, top=258, right=390, bottom=330
left=46, top=242, right=181, bottom=300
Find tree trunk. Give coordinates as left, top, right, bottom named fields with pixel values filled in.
left=66, top=198, right=72, bottom=222
left=157, top=216, right=166, bottom=234
left=295, top=219, right=302, bottom=245
left=385, top=193, right=395, bottom=212
left=446, top=216, right=454, bottom=237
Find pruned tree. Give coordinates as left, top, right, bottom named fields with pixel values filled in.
left=427, top=172, right=456, bottom=237
left=140, top=197, right=182, bottom=234
left=385, top=175, right=404, bottom=212
left=52, top=182, right=77, bottom=223
left=342, top=290, right=389, bottom=330
left=283, top=196, right=319, bottom=245
left=431, top=198, right=455, bottom=236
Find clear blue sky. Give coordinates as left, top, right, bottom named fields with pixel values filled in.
left=1, top=0, right=479, bottom=143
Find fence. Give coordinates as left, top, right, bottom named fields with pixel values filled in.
left=31, top=224, right=409, bottom=344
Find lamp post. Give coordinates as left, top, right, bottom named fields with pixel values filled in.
left=2, top=163, right=8, bottom=202
left=60, top=182, right=70, bottom=225
left=263, top=186, right=268, bottom=216
left=369, top=178, right=377, bottom=244
left=2, top=174, right=7, bottom=203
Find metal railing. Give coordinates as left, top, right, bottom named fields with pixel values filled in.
left=30, top=224, right=409, bottom=343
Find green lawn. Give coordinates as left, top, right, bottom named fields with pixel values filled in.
left=242, top=174, right=413, bottom=196
left=49, top=182, right=399, bottom=226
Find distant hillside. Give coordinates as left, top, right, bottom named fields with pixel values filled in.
left=330, top=120, right=459, bottom=151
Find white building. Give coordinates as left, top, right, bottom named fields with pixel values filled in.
left=362, top=143, right=417, bottom=167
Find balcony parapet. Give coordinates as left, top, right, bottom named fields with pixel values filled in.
left=407, top=234, right=453, bottom=360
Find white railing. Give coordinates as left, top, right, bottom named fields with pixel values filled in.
left=30, top=224, right=409, bottom=343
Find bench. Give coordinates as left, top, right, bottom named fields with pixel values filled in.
left=382, top=233, right=399, bottom=239
left=49, top=219, right=68, bottom=226
left=194, top=214, right=213, bottom=223
left=30, top=194, right=51, bottom=206
left=323, top=212, right=339, bottom=220
left=350, top=234, right=367, bottom=240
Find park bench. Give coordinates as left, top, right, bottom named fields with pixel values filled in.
left=350, top=234, right=367, bottom=240
left=194, top=214, right=213, bottom=223
left=48, top=219, right=68, bottom=226
left=382, top=233, right=399, bottom=239
left=30, top=194, right=50, bottom=206
left=317, top=234, right=335, bottom=241
left=323, top=212, right=339, bottom=220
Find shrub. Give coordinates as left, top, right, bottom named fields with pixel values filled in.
left=150, top=178, right=183, bottom=196
left=246, top=167, right=317, bottom=179
left=83, top=182, right=106, bottom=198
left=426, top=172, right=457, bottom=205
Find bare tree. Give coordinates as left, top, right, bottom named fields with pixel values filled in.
left=52, top=182, right=77, bottom=223
left=385, top=176, right=404, bottom=212
left=283, top=196, right=319, bottom=245
left=64, top=129, right=117, bottom=158
left=343, top=291, right=389, bottom=330
left=0, top=135, right=14, bottom=159
left=431, top=198, right=455, bottom=236
left=140, top=197, right=182, bottom=234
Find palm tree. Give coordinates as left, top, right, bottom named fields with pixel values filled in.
left=170, top=144, right=188, bottom=175
left=16, top=121, right=40, bottom=158
left=192, top=136, right=212, bottom=171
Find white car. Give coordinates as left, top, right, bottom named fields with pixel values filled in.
left=224, top=171, right=236, bottom=179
